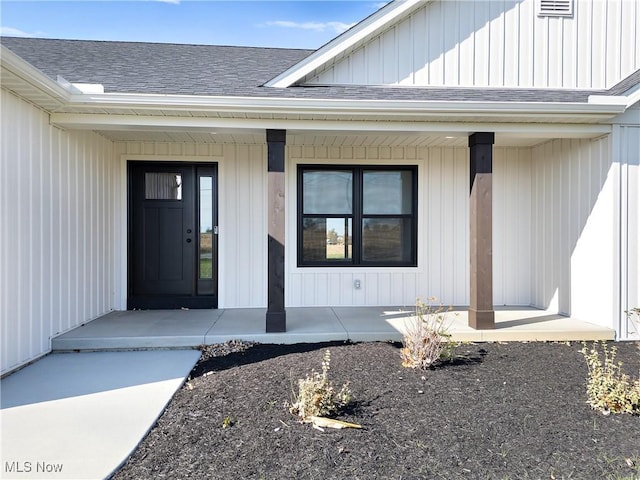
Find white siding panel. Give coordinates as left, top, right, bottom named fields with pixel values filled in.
left=428, top=1, right=445, bottom=85
left=518, top=0, right=535, bottom=86
left=620, top=125, right=640, bottom=339
left=473, top=1, right=491, bottom=86
left=530, top=137, right=616, bottom=328
left=304, top=0, right=640, bottom=89
left=488, top=0, right=506, bottom=86
left=504, top=0, right=520, bottom=86
left=621, top=0, right=639, bottom=79
left=1, top=89, right=116, bottom=375
left=413, top=8, right=428, bottom=85
left=397, top=17, right=413, bottom=85
left=351, top=48, right=366, bottom=84
left=494, top=148, right=532, bottom=306
left=458, top=0, right=475, bottom=86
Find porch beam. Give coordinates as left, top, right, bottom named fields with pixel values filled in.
left=469, top=132, right=495, bottom=330
left=50, top=113, right=620, bottom=132
left=266, top=129, right=287, bottom=333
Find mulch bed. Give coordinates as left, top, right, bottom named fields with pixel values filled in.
left=112, top=341, right=640, bottom=480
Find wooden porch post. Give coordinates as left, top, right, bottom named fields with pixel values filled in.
left=469, top=132, right=495, bottom=329
left=266, top=129, right=286, bottom=332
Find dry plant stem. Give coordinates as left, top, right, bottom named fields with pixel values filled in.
left=288, top=350, right=352, bottom=421
left=401, top=297, right=455, bottom=370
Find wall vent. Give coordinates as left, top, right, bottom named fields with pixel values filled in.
left=538, top=0, right=573, bottom=17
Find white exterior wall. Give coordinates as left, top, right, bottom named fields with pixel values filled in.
left=113, top=142, right=536, bottom=310
left=305, top=0, right=640, bottom=89
left=1, top=89, right=116, bottom=375
left=113, top=141, right=267, bottom=310
left=530, top=136, right=618, bottom=329
left=617, top=118, right=640, bottom=339
left=494, top=147, right=533, bottom=305
left=286, top=145, right=533, bottom=308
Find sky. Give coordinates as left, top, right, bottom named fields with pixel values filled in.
left=0, top=0, right=389, bottom=49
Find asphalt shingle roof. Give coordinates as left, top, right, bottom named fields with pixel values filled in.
left=1, top=37, right=313, bottom=96
left=2, top=37, right=637, bottom=103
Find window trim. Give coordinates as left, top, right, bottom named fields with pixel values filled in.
left=297, top=164, right=418, bottom=267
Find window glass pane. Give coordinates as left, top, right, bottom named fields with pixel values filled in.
left=145, top=172, right=182, bottom=200
left=302, top=217, right=352, bottom=262
left=362, top=170, right=413, bottom=214
left=362, top=218, right=412, bottom=262
left=199, top=176, right=213, bottom=280
left=303, top=170, right=352, bottom=214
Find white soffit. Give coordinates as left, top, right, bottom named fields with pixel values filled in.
left=264, top=0, right=427, bottom=88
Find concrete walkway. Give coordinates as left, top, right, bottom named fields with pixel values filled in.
left=1, top=350, right=200, bottom=480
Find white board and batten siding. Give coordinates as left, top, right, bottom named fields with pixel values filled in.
left=286, top=145, right=534, bottom=309
left=1, top=89, right=116, bottom=375
left=617, top=120, right=640, bottom=339
left=530, top=136, right=621, bottom=332
left=304, top=0, right=640, bottom=89
left=113, top=142, right=535, bottom=311
left=112, top=141, right=268, bottom=310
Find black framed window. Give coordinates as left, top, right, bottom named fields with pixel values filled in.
left=298, top=165, right=417, bottom=267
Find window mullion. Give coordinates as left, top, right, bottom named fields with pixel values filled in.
left=353, top=167, right=363, bottom=265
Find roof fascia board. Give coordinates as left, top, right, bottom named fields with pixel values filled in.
left=590, top=90, right=640, bottom=109
left=67, top=92, right=626, bottom=117
left=0, top=45, right=71, bottom=102
left=49, top=112, right=612, bottom=137
left=264, top=0, right=426, bottom=88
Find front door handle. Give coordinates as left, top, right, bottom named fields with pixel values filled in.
left=186, top=238, right=192, bottom=243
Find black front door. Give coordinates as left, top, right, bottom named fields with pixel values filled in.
left=128, top=162, right=217, bottom=309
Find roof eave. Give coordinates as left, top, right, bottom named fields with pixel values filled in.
left=0, top=45, right=71, bottom=103
left=67, top=91, right=627, bottom=118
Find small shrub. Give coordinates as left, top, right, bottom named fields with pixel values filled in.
left=400, top=297, right=456, bottom=370
left=581, top=341, right=640, bottom=415
left=288, top=350, right=352, bottom=420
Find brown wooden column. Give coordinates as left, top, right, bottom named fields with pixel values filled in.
left=469, top=132, right=495, bottom=329
left=266, top=129, right=286, bottom=332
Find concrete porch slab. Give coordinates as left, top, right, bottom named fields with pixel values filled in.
left=51, top=306, right=615, bottom=353
left=447, top=307, right=615, bottom=342
left=204, top=308, right=349, bottom=344
left=52, top=309, right=224, bottom=350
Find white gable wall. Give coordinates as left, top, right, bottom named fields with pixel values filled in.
left=304, top=0, right=640, bottom=89
left=1, top=89, right=117, bottom=375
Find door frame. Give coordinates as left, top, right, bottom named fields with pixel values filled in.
left=127, top=160, right=219, bottom=309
